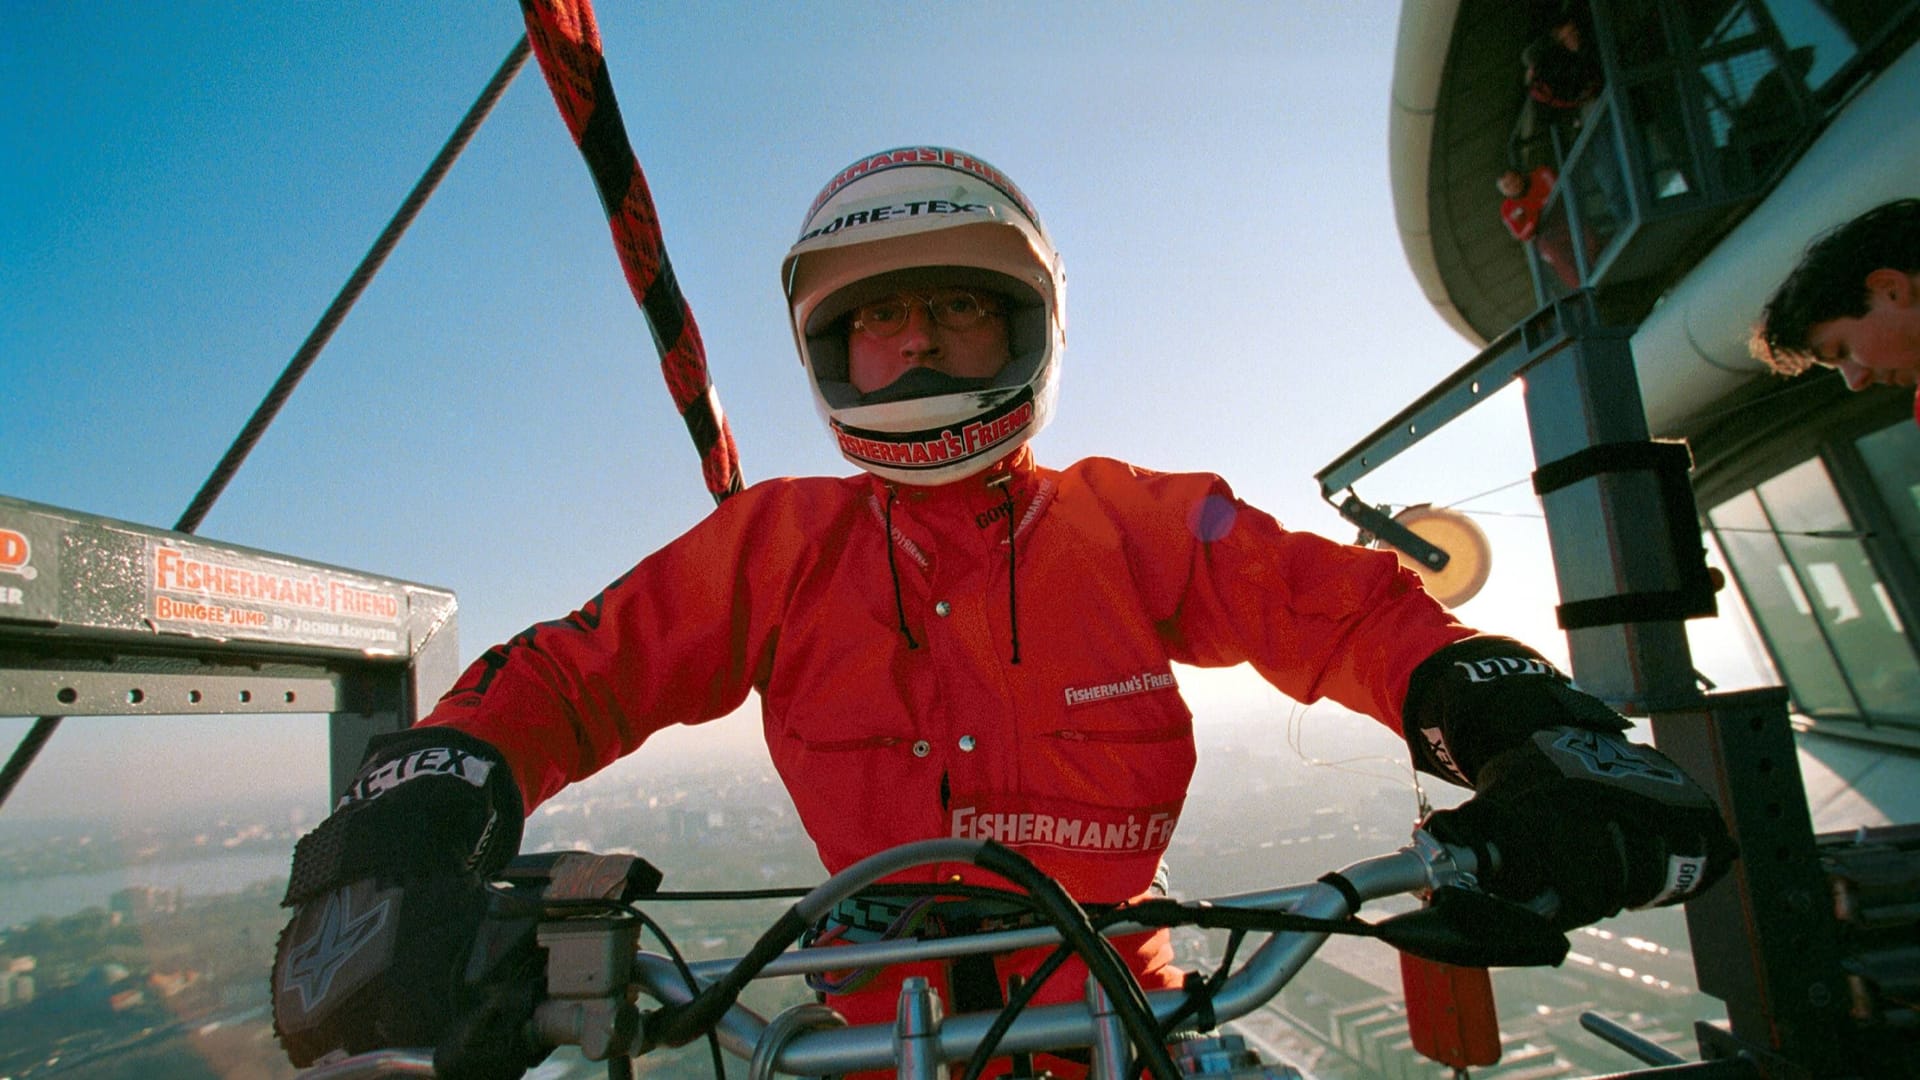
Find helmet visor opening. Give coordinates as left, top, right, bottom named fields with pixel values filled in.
left=806, top=266, right=1035, bottom=337
left=806, top=267, right=1047, bottom=408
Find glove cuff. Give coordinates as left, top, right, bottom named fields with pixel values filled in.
left=1403, top=635, right=1627, bottom=787
left=284, top=727, right=523, bottom=905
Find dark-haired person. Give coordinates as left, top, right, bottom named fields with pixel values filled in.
left=269, top=146, right=1735, bottom=1079
left=1523, top=16, right=1601, bottom=114
left=1751, top=198, right=1920, bottom=420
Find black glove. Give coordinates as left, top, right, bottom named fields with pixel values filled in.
left=272, top=727, right=541, bottom=1076
left=1422, top=726, right=1736, bottom=928
left=1401, top=635, right=1631, bottom=788
left=1402, top=636, right=1735, bottom=929
left=434, top=927, right=549, bottom=1080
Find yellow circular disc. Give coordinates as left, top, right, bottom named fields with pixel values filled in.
left=1380, top=505, right=1492, bottom=608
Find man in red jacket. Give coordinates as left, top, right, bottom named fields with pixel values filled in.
left=271, top=146, right=1734, bottom=1077
left=1497, top=166, right=1579, bottom=289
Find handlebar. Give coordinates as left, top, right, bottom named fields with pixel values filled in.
left=666, top=835, right=1472, bottom=1074
left=300, top=830, right=1495, bottom=1080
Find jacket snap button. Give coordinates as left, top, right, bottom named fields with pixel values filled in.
left=958, top=735, right=976, bottom=752
left=935, top=600, right=951, bottom=616
left=912, top=740, right=931, bottom=757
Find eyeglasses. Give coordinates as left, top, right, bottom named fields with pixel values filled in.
left=850, top=290, right=1006, bottom=338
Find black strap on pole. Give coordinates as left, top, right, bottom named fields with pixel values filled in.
left=0, top=37, right=532, bottom=814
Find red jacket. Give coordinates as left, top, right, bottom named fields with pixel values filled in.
left=422, top=447, right=1471, bottom=1021
left=1500, top=166, right=1558, bottom=242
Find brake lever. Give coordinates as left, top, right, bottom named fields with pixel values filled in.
left=1373, top=884, right=1570, bottom=967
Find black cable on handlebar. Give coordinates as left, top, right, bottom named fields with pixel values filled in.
left=972, top=842, right=1183, bottom=1080
left=627, top=907, right=726, bottom=1080
left=1117, top=898, right=1378, bottom=937
left=641, top=839, right=1179, bottom=1076
left=642, top=841, right=1021, bottom=1052
left=960, top=940, right=1077, bottom=1080
left=645, top=907, right=814, bottom=1050
left=956, top=889, right=1375, bottom=1080
left=475, top=881, right=728, bottom=1079
left=959, top=906, right=1251, bottom=1080
left=1138, top=931, right=1245, bottom=1069
left=644, top=840, right=1401, bottom=1078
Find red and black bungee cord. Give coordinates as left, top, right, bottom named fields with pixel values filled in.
left=519, top=0, right=744, bottom=505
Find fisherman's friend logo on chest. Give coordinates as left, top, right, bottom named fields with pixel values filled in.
left=951, top=799, right=1181, bottom=855
left=1063, top=668, right=1179, bottom=709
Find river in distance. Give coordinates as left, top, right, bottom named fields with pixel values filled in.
left=0, top=850, right=291, bottom=928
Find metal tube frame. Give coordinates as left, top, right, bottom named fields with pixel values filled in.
left=0, top=493, right=459, bottom=799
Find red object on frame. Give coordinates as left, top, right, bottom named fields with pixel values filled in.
left=1400, top=951, right=1502, bottom=1068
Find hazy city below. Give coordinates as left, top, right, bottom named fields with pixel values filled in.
left=0, top=707, right=1721, bottom=1079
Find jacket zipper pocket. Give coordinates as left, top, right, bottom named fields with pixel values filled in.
left=801, top=735, right=906, bottom=753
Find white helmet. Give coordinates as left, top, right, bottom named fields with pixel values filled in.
left=781, top=147, right=1065, bottom=486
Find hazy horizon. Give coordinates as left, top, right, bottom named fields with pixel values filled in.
left=0, top=685, right=1426, bottom=824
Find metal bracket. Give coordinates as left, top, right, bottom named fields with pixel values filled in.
left=1316, top=292, right=1599, bottom=496
left=1331, top=494, right=1451, bottom=572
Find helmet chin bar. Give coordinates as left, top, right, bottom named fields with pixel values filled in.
left=828, top=383, right=1045, bottom=487
left=857, top=367, right=998, bottom=405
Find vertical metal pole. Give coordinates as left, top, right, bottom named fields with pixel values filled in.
left=1518, top=306, right=1850, bottom=1067
left=1651, top=689, right=1849, bottom=1069
left=1520, top=322, right=1701, bottom=710
left=329, top=666, right=408, bottom=799
left=894, top=975, right=947, bottom=1080
left=1086, top=976, right=1132, bottom=1080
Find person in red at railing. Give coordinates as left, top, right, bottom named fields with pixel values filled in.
left=1498, top=167, right=1554, bottom=242
left=1498, top=166, right=1580, bottom=290
left=269, top=146, right=1736, bottom=1080
left=1750, top=198, right=1920, bottom=424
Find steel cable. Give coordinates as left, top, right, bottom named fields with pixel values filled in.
left=0, top=37, right=532, bottom=813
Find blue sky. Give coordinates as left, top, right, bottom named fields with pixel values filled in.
left=0, top=3, right=1771, bottom=819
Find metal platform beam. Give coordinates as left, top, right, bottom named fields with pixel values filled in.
left=1, top=493, right=460, bottom=798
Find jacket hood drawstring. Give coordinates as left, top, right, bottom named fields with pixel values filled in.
left=883, top=486, right=920, bottom=650
left=879, top=474, right=1022, bottom=663
left=987, top=473, right=1021, bottom=664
